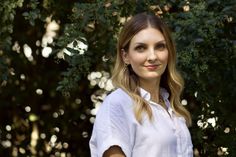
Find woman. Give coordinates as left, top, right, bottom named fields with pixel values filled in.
left=90, top=12, right=193, bottom=157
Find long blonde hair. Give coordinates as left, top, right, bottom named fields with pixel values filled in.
left=112, top=13, right=191, bottom=126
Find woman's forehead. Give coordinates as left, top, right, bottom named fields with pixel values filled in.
left=130, top=27, right=165, bottom=45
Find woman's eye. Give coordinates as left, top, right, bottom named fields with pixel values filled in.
left=155, top=43, right=166, bottom=51
left=135, top=46, right=146, bottom=52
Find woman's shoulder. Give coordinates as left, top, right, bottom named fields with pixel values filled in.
left=105, top=88, right=131, bottom=102
left=101, top=88, right=133, bottom=109
left=96, top=88, right=134, bottom=118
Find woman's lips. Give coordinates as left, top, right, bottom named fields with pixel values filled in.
left=145, top=65, right=160, bottom=70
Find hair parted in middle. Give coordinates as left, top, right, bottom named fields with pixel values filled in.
left=112, top=12, right=191, bottom=126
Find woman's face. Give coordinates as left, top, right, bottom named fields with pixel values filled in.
left=122, top=27, right=168, bottom=84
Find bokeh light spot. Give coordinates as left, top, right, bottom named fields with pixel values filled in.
left=25, top=106, right=31, bottom=112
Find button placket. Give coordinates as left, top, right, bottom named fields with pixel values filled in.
left=164, top=99, right=178, bottom=132
left=150, top=100, right=176, bottom=133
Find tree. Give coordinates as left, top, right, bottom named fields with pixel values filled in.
left=0, top=0, right=235, bottom=156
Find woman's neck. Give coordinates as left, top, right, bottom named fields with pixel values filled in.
left=140, top=78, right=161, bottom=103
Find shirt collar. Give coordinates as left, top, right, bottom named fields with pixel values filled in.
left=139, top=88, right=151, bottom=101
left=139, top=87, right=173, bottom=116
left=139, top=87, right=169, bottom=102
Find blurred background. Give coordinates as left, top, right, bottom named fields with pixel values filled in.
left=0, top=0, right=235, bottom=156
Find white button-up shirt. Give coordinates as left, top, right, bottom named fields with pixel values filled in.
left=90, top=88, right=193, bottom=157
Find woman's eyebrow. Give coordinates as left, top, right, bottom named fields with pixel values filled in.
left=134, top=40, right=166, bottom=45
left=134, top=42, right=146, bottom=45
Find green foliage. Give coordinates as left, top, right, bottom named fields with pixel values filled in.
left=0, top=0, right=24, bottom=81
left=22, top=0, right=41, bottom=26
left=0, top=0, right=24, bottom=49
left=164, top=1, right=236, bottom=156
left=0, top=0, right=235, bottom=156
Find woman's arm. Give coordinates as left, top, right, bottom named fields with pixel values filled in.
left=103, top=146, right=126, bottom=157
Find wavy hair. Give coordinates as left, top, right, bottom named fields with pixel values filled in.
left=112, top=13, right=191, bottom=126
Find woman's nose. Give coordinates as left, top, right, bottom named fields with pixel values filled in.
left=147, top=48, right=157, bottom=61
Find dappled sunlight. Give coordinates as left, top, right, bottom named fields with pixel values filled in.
left=87, top=71, right=114, bottom=91
left=30, top=123, right=38, bottom=154
left=181, top=99, right=188, bottom=105
left=35, top=88, right=43, bottom=95
left=23, top=44, right=33, bottom=61
left=42, top=46, right=52, bottom=58
left=12, top=41, right=20, bottom=53
left=183, top=1, right=190, bottom=12
left=20, top=74, right=26, bottom=80
left=217, top=147, right=229, bottom=156
left=88, top=71, right=114, bottom=118
left=41, top=17, right=60, bottom=58
left=62, top=38, right=88, bottom=57
left=25, top=106, right=31, bottom=112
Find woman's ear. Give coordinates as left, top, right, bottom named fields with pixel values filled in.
left=121, top=49, right=130, bottom=64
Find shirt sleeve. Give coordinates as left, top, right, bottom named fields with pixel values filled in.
left=89, top=94, right=132, bottom=157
